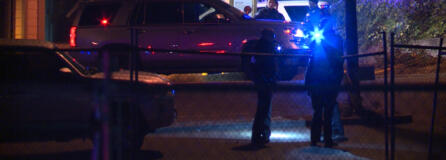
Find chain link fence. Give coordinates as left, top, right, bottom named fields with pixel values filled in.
left=1, top=34, right=446, bottom=160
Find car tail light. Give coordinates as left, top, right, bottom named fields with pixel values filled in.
left=198, top=42, right=215, bottom=47
left=284, top=29, right=292, bottom=35
left=69, top=26, right=77, bottom=47
left=216, top=50, right=226, bottom=54
left=100, top=18, right=109, bottom=26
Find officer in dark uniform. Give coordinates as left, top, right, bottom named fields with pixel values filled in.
left=305, top=27, right=344, bottom=148
left=304, top=0, right=347, bottom=145
left=255, top=0, right=285, bottom=20
left=242, top=29, right=279, bottom=146
left=304, top=0, right=345, bottom=147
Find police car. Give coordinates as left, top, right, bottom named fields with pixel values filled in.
left=67, top=0, right=309, bottom=80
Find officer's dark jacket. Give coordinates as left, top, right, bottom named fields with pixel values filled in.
left=255, top=8, right=285, bottom=20
left=305, top=31, right=344, bottom=95
left=304, top=8, right=336, bottom=33
left=304, top=8, right=322, bottom=32
left=242, top=39, right=279, bottom=84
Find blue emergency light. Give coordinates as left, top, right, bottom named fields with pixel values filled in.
left=310, top=27, right=324, bottom=44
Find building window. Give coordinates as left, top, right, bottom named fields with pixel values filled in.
left=14, top=0, right=43, bottom=40
left=14, top=0, right=24, bottom=39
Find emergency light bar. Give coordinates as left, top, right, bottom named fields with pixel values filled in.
left=310, top=27, right=324, bottom=44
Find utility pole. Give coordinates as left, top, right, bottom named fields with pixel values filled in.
left=345, top=0, right=362, bottom=114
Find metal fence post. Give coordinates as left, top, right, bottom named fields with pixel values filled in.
left=428, top=38, right=443, bottom=160
left=134, top=29, right=139, bottom=83
left=130, top=28, right=135, bottom=82
left=99, top=49, right=112, bottom=160
left=390, top=33, right=395, bottom=160
left=128, top=27, right=140, bottom=160
left=382, top=32, right=389, bottom=160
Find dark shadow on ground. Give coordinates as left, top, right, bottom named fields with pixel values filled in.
left=232, top=143, right=269, bottom=151
left=370, top=126, right=446, bottom=152
left=0, top=150, right=163, bottom=160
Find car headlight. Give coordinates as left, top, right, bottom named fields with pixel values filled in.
left=294, top=29, right=305, bottom=38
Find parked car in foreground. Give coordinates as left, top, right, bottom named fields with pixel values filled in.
left=68, top=0, right=309, bottom=80
left=0, top=40, right=176, bottom=149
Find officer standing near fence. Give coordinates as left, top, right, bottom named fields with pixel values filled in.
left=243, top=29, right=279, bottom=146
left=305, top=26, right=344, bottom=147
left=304, top=0, right=347, bottom=144
left=304, top=0, right=345, bottom=147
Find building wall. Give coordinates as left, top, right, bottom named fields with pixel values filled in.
left=0, top=0, right=13, bottom=39
left=25, top=0, right=38, bottom=39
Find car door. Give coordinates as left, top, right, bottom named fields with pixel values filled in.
left=132, top=2, right=191, bottom=73
left=133, top=1, right=242, bottom=73
left=178, top=2, right=242, bottom=72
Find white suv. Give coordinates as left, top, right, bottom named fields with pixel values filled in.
left=69, top=0, right=307, bottom=79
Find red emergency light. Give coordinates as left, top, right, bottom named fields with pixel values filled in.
left=100, top=18, right=109, bottom=26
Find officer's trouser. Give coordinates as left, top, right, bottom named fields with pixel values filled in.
left=252, top=83, right=273, bottom=138
left=310, top=92, right=337, bottom=144
left=332, top=103, right=345, bottom=136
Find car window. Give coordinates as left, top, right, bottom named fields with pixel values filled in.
left=184, top=2, right=230, bottom=24
left=145, top=2, right=182, bottom=24
left=79, top=3, right=120, bottom=26
left=284, top=6, right=309, bottom=22
left=129, top=3, right=144, bottom=25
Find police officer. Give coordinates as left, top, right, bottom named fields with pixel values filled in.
left=304, top=0, right=347, bottom=144
left=320, top=4, right=348, bottom=143
left=255, top=0, right=285, bottom=20
left=244, top=6, right=252, bottom=15
left=305, top=27, right=344, bottom=148
left=243, top=29, right=279, bottom=146
left=304, top=0, right=345, bottom=147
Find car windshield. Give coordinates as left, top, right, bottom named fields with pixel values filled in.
left=284, top=6, right=309, bottom=22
